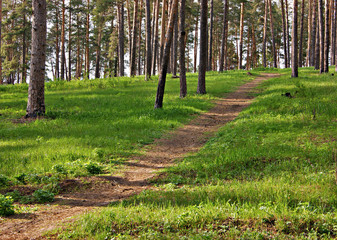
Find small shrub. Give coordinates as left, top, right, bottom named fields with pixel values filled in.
left=85, top=161, right=103, bottom=175
left=32, top=189, right=55, bottom=203
left=5, top=190, right=22, bottom=202
left=0, top=174, right=10, bottom=187
left=52, top=164, right=68, bottom=175
left=14, top=173, right=27, bottom=184
left=0, top=194, right=15, bottom=216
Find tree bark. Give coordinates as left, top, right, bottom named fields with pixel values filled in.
left=292, top=0, right=299, bottom=77
left=154, top=0, right=179, bottom=109
left=130, top=0, right=138, bottom=77
left=159, top=0, right=168, bottom=71
left=0, top=0, right=2, bottom=84
left=299, top=0, right=305, bottom=67
left=68, top=0, right=72, bottom=81
left=208, top=0, right=214, bottom=71
left=145, top=0, right=152, bottom=80
left=311, top=0, right=318, bottom=66
left=85, top=0, right=90, bottom=79
left=268, top=0, right=277, bottom=68
left=315, top=18, right=320, bottom=70
left=118, top=3, right=125, bottom=77
left=61, top=0, right=66, bottom=80
left=193, top=4, right=199, bottom=73
left=306, top=0, right=312, bottom=66
left=281, top=0, right=288, bottom=68
left=197, top=0, right=208, bottom=94
left=285, top=0, right=291, bottom=66
left=152, top=0, right=160, bottom=75
left=332, top=0, right=336, bottom=65
left=26, top=0, right=47, bottom=118
left=219, top=0, right=228, bottom=72
left=20, top=0, right=27, bottom=83
left=172, top=11, right=178, bottom=77
left=179, top=0, right=187, bottom=98
left=95, top=24, right=102, bottom=79
left=238, top=2, right=244, bottom=70
left=319, top=0, right=324, bottom=73
left=262, top=0, right=268, bottom=68
left=324, top=0, right=330, bottom=72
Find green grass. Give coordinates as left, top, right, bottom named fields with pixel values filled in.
left=55, top=68, right=337, bottom=239
left=0, top=71, right=252, bottom=181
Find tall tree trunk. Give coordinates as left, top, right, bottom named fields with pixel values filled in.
left=285, top=0, right=291, bottom=66
left=179, top=0, right=187, bottom=98
left=159, top=0, right=168, bottom=71
left=219, top=0, right=228, bottom=72
left=311, top=0, right=318, bottom=66
left=268, top=0, right=277, bottom=68
left=197, top=0, right=208, bottom=94
left=68, top=0, right=72, bottom=81
left=55, top=6, right=60, bottom=79
left=152, top=0, right=159, bottom=75
left=137, top=0, right=143, bottom=76
left=76, top=14, right=81, bottom=78
left=85, top=0, right=90, bottom=79
left=315, top=19, right=320, bottom=69
left=26, top=0, right=47, bottom=118
left=193, top=6, right=199, bottom=73
left=324, top=0, right=330, bottom=72
left=319, top=0, right=324, bottom=73
left=262, top=0, right=268, bottom=68
left=145, top=0, right=152, bottom=80
left=154, top=0, right=179, bottom=109
left=252, top=24, right=257, bottom=68
left=118, top=3, right=125, bottom=77
left=208, top=0, right=214, bottom=71
left=281, top=0, right=288, bottom=68
left=246, top=28, right=250, bottom=70
left=332, top=0, right=336, bottom=65
left=292, top=0, right=299, bottom=77
left=238, top=2, right=244, bottom=70
left=61, top=0, right=66, bottom=80
left=172, top=12, right=178, bottom=77
left=95, top=25, right=102, bottom=79
left=126, top=0, right=132, bottom=65
left=21, top=0, right=27, bottom=83
left=306, top=0, right=312, bottom=66
left=130, top=0, right=138, bottom=77
left=299, top=0, right=305, bottom=67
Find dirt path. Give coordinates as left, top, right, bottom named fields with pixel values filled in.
left=0, top=73, right=279, bottom=240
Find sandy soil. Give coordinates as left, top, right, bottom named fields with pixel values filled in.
left=0, top=73, right=279, bottom=240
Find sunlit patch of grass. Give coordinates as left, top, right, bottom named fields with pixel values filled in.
left=0, top=71, right=252, bottom=180
left=55, top=68, right=337, bottom=239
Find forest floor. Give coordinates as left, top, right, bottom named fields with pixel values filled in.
left=0, top=73, right=279, bottom=240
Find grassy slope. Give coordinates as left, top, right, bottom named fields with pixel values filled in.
left=57, top=68, right=337, bottom=239
left=0, top=71, right=252, bottom=180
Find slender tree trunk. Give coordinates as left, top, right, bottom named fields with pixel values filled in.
left=285, top=0, right=291, bottom=66
left=171, top=11, right=178, bottom=77
left=292, top=0, right=299, bottom=77
left=95, top=25, right=102, bottom=79
left=26, top=0, right=47, bottom=118
left=61, top=0, right=66, bottom=80
left=154, top=0, right=179, bottom=109
left=68, top=0, right=72, bottom=81
left=319, top=0, right=324, bottom=73
left=252, top=24, right=257, bottom=68
left=246, top=28, right=250, bottom=70
left=238, top=2, right=244, bottom=69
left=208, top=0, right=214, bottom=71
left=55, top=6, right=60, bottom=79
left=268, top=0, right=277, bottom=68
left=332, top=0, right=336, bottom=65
left=159, top=0, right=168, bottom=71
left=152, top=0, right=159, bottom=75
left=281, top=0, right=288, bottom=68
left=324, top=0, right=330, bottom=72
left=145, top=0, right=152, bottom=80
left=315, top=20, right=320, bottom=69
left=179, top=0, right=187, bottom=98
left=262, top=0, right=268, bottom=68
left=306, top=0, right=312, bottom=67
left=85, top=0, right=90, bottom=79
left=311, top=0, right=318, bottom=66
left=21, top=0, right=27, bottom=83
left=197, top=0, right=207, bottom=94
left=137, top=1, right=143, bottom=76
left=193, top=6, right=199, bottom=73
left=299, top=0, right=305, bottom=67
left=126, top=0, right=132, bottom=65
left=76, top=14, right=81, bottom=78
left=130, top=0, right=138, bottom=77
left=219, top=0, right=228, bottom=72
left=118, top=3, right=125, bottom=77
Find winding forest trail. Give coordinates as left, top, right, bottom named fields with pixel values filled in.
left=0, top=73, right=279, bottom=240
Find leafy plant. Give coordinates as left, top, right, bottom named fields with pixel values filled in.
left=32, top=189, right=55, bottom=203
left=85, top=161, right=103, bottom=175
left=0, top=174, right=10, bottom=187
left=0, top=194, right=15, bottom=216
